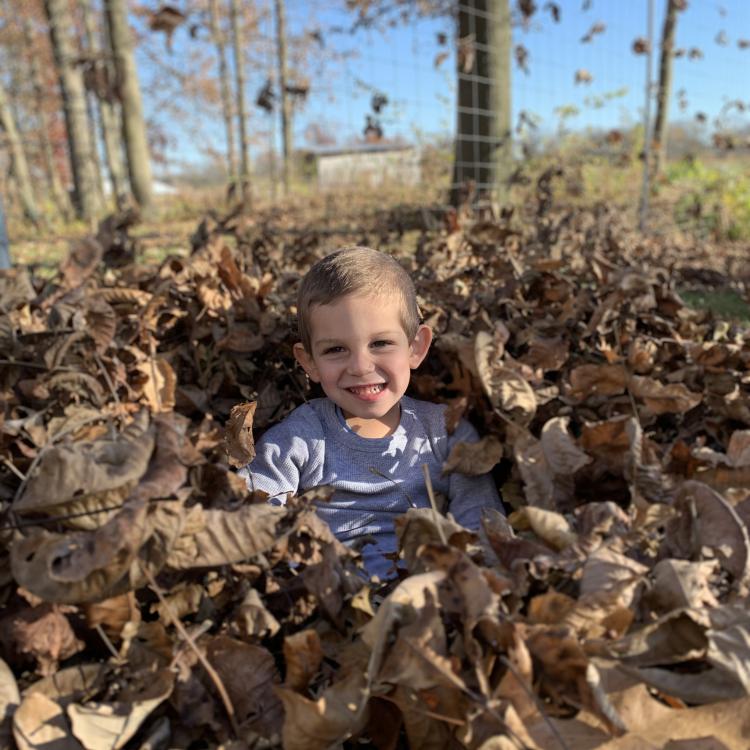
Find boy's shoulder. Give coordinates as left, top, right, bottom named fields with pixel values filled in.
left=401, top=395, right=449, bottom=435
left=260, top=398, right=329, bottom=439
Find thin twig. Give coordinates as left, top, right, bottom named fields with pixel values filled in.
left=1, top=456, right=26, bottom=481
left=95, top=623, right=121, bottom=661
left=492, top=407, right=532, bottom=437
left=422, top=463, right=447, bottom=545
left=369, top=466, right=417, bottom=508
left=168, top=621, right=215, bottom=670
left=140, top=564, right=241, bottom=739
left=94, top=352, right=121, bottom=407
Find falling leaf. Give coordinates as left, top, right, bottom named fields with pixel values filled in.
left=581, top=21, right=606, bottom=43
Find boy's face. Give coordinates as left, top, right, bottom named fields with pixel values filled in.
left=293, top=292, right=432, bottom=436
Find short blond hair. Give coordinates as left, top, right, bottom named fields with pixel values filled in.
left=297, top=246, right=420, bottom=352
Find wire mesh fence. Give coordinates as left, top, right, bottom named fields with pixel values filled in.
left=258, top=0, right=750, bottom=233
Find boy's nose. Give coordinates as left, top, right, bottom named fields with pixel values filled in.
left=347, top=349, right=375, bottom=376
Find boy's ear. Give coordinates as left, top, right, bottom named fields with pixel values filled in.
left=293, top=343, right=321, bottom=382
left=409, top=324, right=432, bottom=369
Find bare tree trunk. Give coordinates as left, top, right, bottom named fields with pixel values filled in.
left=450, top=0, right=512, bottom=208
left=24, top=19, right=73, bottom=220
left=230, top=0, right=252, bottom=204
left=274, top=0, right=292, bottom=196
left=79, top=0, right=129, bottom=209
left=0, top=192, right=9, bottom=269
left=652, top=0, right=681, bottom=178
left=208, top=0, right=238, bottom=191
left=0, top=79, right=42, bottom=226
left=104, top=0, right=153, bottom=211
left=76, top=3, right=106, bottom=210
left=44, top=0, right=101, bottom=220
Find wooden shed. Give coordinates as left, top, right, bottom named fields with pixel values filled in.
left=308, top=143, right=421, bottom=190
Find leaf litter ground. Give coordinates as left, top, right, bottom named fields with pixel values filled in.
left=1, top=191, right=750, bottom=750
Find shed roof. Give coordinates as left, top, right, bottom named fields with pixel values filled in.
left=306, top=142, right=415, bottom=158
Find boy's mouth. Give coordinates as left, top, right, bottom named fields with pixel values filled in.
left=346, top=383, right=386, bottom=398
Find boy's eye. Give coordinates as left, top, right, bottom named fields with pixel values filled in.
left=371, top=340, right=394, bottom=348
left=322, top=346, right=345, bottom=355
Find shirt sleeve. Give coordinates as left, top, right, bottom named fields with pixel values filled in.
left=236, top=405, right=324, bottom=505
left=444, top=417, right=504, bottom=531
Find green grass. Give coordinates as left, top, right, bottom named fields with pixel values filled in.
left=680, top=287, right=750, bottom=322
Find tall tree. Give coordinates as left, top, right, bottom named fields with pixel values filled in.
left=230, top=0, right=251, bottom=204
left=104, top=0, right=153, bottom=210
left=80, top=0, right=128, bottom=208
left=44, top=0, right=101, bottom=220
left=274, top=0, right=292, bottom=196
left=23, top=19, right=73, bottom=220
left=208, top=0, right=238, bottom=190
left=652, top=0, right=685, bottom=178
left=0, top=78, right=41, bottom=226
left=450, top=0, right=512, bottom=207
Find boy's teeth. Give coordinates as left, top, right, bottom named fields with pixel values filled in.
left=350, top=384, right=384, bottom=394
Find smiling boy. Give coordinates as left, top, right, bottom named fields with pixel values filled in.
left=239, top=246, right=502, bottom=579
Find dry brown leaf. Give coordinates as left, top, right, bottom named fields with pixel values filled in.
left=12, top=500, right=184, bottom=603
left=512, top=431, right=555, bottom=510
left=509, top=507, right=578, bottom=550
left=233, top=587, right=280, bottom=639
left=6, top=604, right=84, bottom=676
left=15, top=411, right=154, bottom=514
left=540, top=416, right=592, bottom=475
left=82, top=593, right=140, bottom=640
left=596, top=696, right=750, bottom=749
left=67, top=669, right=174, bottom=750
left=664, top=480, right=750, bottom=587
left=629, top=375, right=702, bottom=415
left=475, top=332, right=536, bottom=423
left=0, top=658, right=19, bottom=750
left=14, top=691, right=84, bottom=750
left=224, top=401, right=257, bottom=468
left=522, top=335, right=569, bottom=372
left=646, top=559, right=720, bottom=613
left=283, top=630, right=324, bottom=693
left=442, top=435, right=503, bottom=476
left=83, top=297, right=116, bottom=353
left=134, top=358, right=176, bottom=413
left=13, top=664, right=107, bottom=750
left=150, top=583, right=203, bottom=622
left=165, top=502, right=287, bottom=568
left=568, top=364, right=628, bottom=400
left=216, top=323, right=265, bottom=353
left=206, top=636, right=284, bottom=736
left=394, top=507, right=474, bottom=574
left=275, top=670, right=369, bottom=750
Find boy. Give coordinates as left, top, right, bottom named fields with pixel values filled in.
left=239, top=246, right=502, bottom=579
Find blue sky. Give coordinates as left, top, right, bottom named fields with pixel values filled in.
left=135, top=1, right=750, bottom=168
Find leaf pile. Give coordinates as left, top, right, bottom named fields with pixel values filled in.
left=1, top=198, right=750, bottom=749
